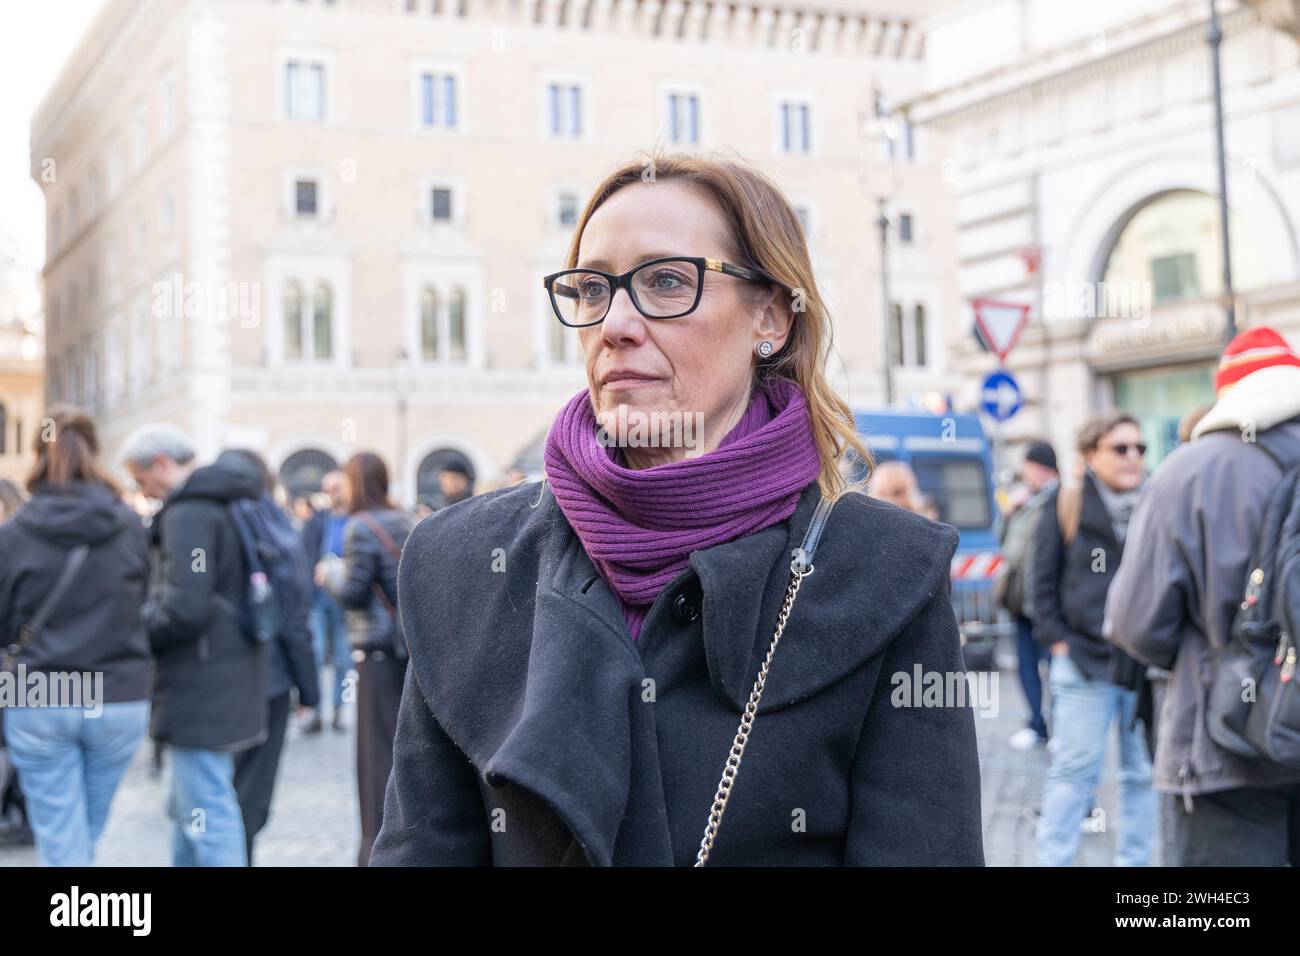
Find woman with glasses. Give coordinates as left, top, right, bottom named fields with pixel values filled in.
left=1030, top=412, right=1156, bottom=866
left=370, top=152, right=984, bottom=867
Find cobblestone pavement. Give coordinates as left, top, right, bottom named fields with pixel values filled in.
left=2, top=647, right=1164, bottom=866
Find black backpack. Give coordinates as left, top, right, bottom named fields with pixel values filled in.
left=226, top=493, right=314, bottom=645
left=1207, top=437, right=1300, bottom=768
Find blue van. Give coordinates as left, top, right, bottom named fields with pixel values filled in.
left=852, top=409, right=1010, bottom=670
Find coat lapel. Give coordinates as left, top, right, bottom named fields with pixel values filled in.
left=478, top=489, right=673, bottom=866
left=691, top=485, right=958, bottom=713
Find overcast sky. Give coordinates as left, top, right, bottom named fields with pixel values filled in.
left=0, top=0, right=105, bottom=314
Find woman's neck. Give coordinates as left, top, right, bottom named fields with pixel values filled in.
left=621, top=387, right=753, bottom=470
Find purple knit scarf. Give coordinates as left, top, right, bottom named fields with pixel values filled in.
left=543, top=376, right=821, bottom=639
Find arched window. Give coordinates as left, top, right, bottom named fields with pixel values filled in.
left=416, top=448, right=475, bottom=508
left=420, top=286, right=439, bottom=360
left=312, top=283, right=333, bottom=359
left=283, top=281, right=303, bottom=359
left=278, top=448, right=339, bottom=499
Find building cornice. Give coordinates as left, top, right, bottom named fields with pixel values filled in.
left=30, top=0, right=930, bottom=173
left=906, top=0, right=1264, bottom=126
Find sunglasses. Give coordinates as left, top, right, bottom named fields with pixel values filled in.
left=1101, top=442, right=1147, bottom=458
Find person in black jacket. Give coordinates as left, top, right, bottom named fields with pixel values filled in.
left=225, top=449, right=320, bottom=865
left=0, top=406, right=152, bottom=866
left=1030, top=412, right=1155, bottom=866
left=122, top=426, right=268, bottom=867
left=321, top=452, right=412, bottom=867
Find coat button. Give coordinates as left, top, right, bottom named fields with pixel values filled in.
left=485, top=771, right=507, bottom=789
left=670, top=591, right=700, bottom=626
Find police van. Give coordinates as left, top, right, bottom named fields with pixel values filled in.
left=853, top=409, right=1010, bottom=671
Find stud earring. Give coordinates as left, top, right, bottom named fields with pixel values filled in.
left=756, top=340, right=775, bottom=358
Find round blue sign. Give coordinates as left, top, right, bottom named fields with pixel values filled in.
left=980, top=370, right=1022, bottom=422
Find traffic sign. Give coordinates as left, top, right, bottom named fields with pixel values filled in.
left=980, top=370, right=1022, bottom=422
left=972, top=299, right=1031, bottom=362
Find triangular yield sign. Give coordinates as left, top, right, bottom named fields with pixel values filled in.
left=971, top=299, right=1031, bottom=362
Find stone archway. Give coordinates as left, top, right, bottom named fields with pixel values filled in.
left=278, top=448, right=339, bottom=499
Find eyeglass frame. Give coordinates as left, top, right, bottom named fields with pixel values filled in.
left=542, top=255, right=785, bottom=328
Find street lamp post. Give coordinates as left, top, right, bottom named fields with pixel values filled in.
left=1208, top=0, right=1238, bottom=341
left=878, top=197, right=895, bottom=407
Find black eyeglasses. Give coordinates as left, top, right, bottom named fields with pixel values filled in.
left=542, top=256, right=781, bottom=328
left=1102, top=442, right=1148, bottom=458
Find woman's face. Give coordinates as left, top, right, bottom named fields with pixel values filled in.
left=574, top=180, right=791, bottom=465
left=1086, top=422, right=1146, bottom=492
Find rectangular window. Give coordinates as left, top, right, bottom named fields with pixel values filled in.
left=910, top=457, right=992, bottom=530
left=418, top=71, right=459, bottom=128
left=431, top=187, right=452, bottom=222
left=898, top=213, right=913, bottom=244
left=421, top=73, right=435, bottom=125
left=557, top=191, right=578, bottom=227
left=547, top=83, right=582, bottom=139
left=159, top=72, right=176, bottom=140
left=286, top=60, right=326, bottom=120
left=779, top=101, right=811, bottom=154
left=295, top=179, right=319, bottom=216
left=1151, top=253, right=1200, bottom=303
left=668, top=93, right=699, bottom=145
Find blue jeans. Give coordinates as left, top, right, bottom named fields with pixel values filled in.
left=1015, top=615, right=1051, bottom=739
left=4, top=701, right=149, bottom=866
left=1036, top=652, right=1156, bottom=866
left=310, top=590, right=353, bottom=711
left=167, top=746, right=247, bottom=867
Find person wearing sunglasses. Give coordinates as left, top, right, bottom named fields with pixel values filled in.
left=370, top=151, right=984, bottom=867
left=1029, top=412, right=1155, bottom=866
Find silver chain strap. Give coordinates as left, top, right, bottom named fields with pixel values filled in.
left=694, top=558, right=813, bottom=867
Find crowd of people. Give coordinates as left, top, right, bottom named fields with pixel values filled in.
left=2, top=322, right=1298, bottom=867
left=989, top=325, right=1300, bottom=866
left=0, top=410, right=477, bottom=866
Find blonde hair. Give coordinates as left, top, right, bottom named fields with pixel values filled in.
left=564, top=149, right=871, bottom=498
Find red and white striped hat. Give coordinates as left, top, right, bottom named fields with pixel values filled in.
left=1215, top=326, right=1300, bottom=392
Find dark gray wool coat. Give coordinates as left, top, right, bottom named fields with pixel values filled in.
left=369, top=480, right=985, bottom=866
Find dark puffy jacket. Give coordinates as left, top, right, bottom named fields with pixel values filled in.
left=0, top=481, right=151, bottom=703
left=329, top=508, right=413, bottom=655
left=1029, top=471, right=1143, bottom=686
left=143, top=452, right=268, bottom=751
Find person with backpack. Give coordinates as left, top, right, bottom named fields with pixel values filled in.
left=1030, top=412, right=1155, bottom=866
left=121, top=426, right=269, bottom=867
left=0, top=407, right=152, bottom=866
left=995, top=440, right=1059, bottom=752
left=1106, top=326, right=1300, bottom=866
left=320, top=452, right=412, bottom=867
left=224, top=449, right=320, bottom=865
